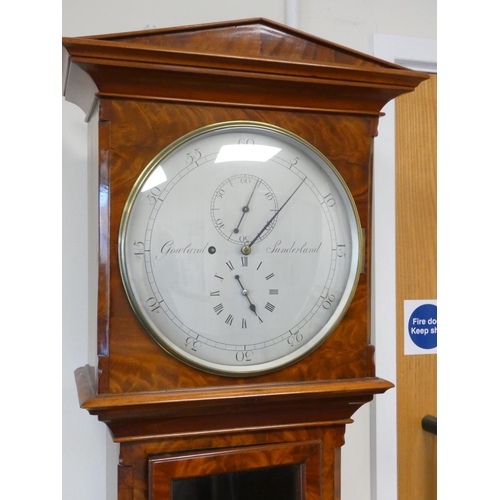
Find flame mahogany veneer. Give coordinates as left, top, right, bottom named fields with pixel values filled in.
left=63, top=18, right=427, bottom=500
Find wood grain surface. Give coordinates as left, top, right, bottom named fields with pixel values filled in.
left=99, top=100, right=374, bottom=394
left=63, top=20, right=429, bottom=500
left=396, top=74, right=437, bottom=500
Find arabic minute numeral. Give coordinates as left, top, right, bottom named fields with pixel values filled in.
left=322, top=294, right=336, bottom=310
left=323, top=193, right=336, bottom=207
left=186, top=149, right=201, bottom=166
left=287, top=330, right=304, bottom=346
left=146, top=297, right=162, bottom=313
left=146, top=186, right=161, bottom=205
left=133, top=241, right=145, bottom=259
left=185, top=337, right=201, bottom=352
left=236, top=350, right=253, bottom=362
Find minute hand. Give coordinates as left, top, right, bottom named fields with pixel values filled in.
left=247, top=178, right=306, bottom=248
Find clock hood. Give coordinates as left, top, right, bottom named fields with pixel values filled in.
left=62, top=17, right=429, bottom=121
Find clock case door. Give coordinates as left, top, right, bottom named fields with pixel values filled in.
left=63, top=16, right=427, bottom=459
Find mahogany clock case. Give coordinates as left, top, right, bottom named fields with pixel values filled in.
left=63, top=18, right=428, bottom=500
left=100, top=100, right=374, bottom=393
left=63, top=19, right=427, bottom=402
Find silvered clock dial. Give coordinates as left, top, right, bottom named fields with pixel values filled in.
left=119, top=121, right=362, bottom=376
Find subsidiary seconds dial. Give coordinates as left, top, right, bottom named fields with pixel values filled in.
left=119, top=121, right=362, bottom=376
left=210, top=174, right=278, bottom=245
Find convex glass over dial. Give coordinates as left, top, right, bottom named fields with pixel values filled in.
left=119, top=121, right=362, bottom=376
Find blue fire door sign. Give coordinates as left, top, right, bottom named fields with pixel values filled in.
left=404, top=300, right=437, bottom=355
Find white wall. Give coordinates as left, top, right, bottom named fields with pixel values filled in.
left=62, top=2, right=436, bottom=499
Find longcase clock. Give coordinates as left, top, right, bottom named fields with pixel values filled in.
left=62, top=18, right=428, bottom=500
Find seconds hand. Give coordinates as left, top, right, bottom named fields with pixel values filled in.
left=242, top=177, right=306, bottom=255
left=232, top=178, right=261, bottom=236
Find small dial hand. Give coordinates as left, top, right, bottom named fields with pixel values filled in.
left=242, top=178, right=306, bottom=255
left=233, top=178, right=261, bottom=235
left=235, top=274, right=260, bottom=318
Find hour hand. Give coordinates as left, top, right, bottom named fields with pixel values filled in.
left=235, top=274, right=260, bottom=318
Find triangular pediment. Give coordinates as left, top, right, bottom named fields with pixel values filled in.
left=83, top=18, right=404, bottom=72
left=63, top=18, right=429, bottom=119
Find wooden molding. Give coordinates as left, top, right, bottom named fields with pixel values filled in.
left=63, top=18, right=428, bottom=118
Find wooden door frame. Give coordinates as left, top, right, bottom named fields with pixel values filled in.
left=370, top=34, right=437, bottom=500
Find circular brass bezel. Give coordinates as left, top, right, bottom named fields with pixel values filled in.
left=118, top=120, right=363, bottom=377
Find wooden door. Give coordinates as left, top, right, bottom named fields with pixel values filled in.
left=395, top=74, right=437, bottom=500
